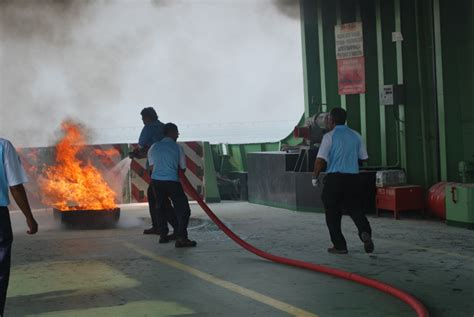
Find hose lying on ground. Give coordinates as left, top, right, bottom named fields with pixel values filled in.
left=179, top=172, right=429, bottom=317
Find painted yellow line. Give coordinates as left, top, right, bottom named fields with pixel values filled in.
left=124, top=242, right=318, bottom=317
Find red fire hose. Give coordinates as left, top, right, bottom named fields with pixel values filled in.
left=179, top=173, right=429, bottom=317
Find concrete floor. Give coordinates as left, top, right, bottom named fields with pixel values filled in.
left=5, top=202, right=474, bottom=317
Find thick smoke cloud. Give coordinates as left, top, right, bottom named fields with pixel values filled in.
left=273, top=0, right=300, bottom=19
left=0, top=0, right=303, bottom=147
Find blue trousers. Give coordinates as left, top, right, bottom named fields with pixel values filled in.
left=0, top=207, right=12, bottom=317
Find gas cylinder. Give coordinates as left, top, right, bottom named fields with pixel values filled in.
left=427, top=182, right=456, bottom=219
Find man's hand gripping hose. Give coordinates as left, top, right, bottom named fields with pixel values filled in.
left=179, top=171, right=429, bottom=317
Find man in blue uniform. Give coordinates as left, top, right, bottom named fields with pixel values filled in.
left=312, top=108, right=374, bottom=254
left=130, top=107, right=178, bottom=236
left=148, top=123, right=196, bottom=248
left=1, top=138, right=38, bottom=316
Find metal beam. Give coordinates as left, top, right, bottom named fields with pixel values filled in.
left=375, top=0, right=387, bottom=166
left=300, top=0, right=312, bottom=118
left=394, top=0, right=407, bottom=171
left=433, top=0, right=447, bottom=181
left=317, top=0, right=327, bottom=112
left=356, top=1, right=367, bottom=144
left=336, top=0, right=346, bottom=110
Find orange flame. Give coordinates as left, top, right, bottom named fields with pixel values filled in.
left=94, top=148, right=120, bottom=158
left=18, top=148, right=40, bottom=174
left=39, top=121, right=117, bottom=211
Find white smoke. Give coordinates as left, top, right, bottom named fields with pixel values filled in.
left=0, top=0, right=303, bottom=147
left=104, top=157, right=132, bottom=204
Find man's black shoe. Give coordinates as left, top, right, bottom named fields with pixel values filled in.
left=361, top=232, right=374, bottom=253
left=159, top=235, right=170, bottom=243
left=167, top=233, right=177, bottom=241
left=175, top=238, right=197, bottom=248
left=143, top=227, right=160, bottom=235
left=327, top=247, right=348, bottom=254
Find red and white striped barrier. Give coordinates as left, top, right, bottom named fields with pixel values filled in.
left=130, top=141, right=205, bottom=203
left=130, top=155, right=151, bottom=203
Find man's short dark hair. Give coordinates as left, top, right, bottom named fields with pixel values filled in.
left=163, top=122, right=178, bottom=136
left=140, top=107, right=158, bottom=121
left=330, top=107, right=347, bottom=125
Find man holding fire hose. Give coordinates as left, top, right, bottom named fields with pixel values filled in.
left=129, top=107, right=178, bottom=236
left=0, top=138, right=38, bottom=316
left=312, top=107, right=374, bottom=254
left=148, top=123, right=197, bottom=247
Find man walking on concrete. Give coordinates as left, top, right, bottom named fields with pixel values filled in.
left=1, top=138, right=38, bottom=316
left=312, top=108, right=374, bottom=254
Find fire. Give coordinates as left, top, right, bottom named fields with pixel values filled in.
left=39, top=121, right=117, bottom=211
left=93, top=148, right=120, bottom=165
left=17, top=148, right=40, bottom=174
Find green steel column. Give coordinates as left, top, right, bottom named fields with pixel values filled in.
left=433, top=0, right=448, bottom=181
left=300, top=1, right=321, bottom=118
left=300, top=1, right=311, bottom=119
left=414, top=0, right=430, bottom=187
left=356, top=1, right=367, bottom=144
left=317, top=0, right=327, bottom=112
left=375, top=0, right=387, bottom=166
left=394, top=0, right=407, bottom=171
left=300, top=0, right=313, bottom=118
left=335, top=0, right=346, bottom=110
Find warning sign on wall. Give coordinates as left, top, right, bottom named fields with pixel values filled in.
left=337, top=56, right=366, bottom=95
left=335, top=22, right=366, bottom=95
left=335, top=22, right=364, bottom=60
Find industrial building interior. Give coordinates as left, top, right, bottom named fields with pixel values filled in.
left=1, top=0, right=473, bottom=317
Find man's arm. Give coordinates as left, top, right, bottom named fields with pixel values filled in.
left=313, top=158, right=327, bottom=179
left=178, top=144, right=186, bottom=172
left=4, top=140, right=38, bottom=234
left=358, top=136, right=369, bottom=167
left=131, top=126, right=151, bottom=159
left=147, top=144, right=156, bottom=174
left=358, top=159, right=368, bottom=166
left=10, top=184, right=38, bottom=234
left=313, top=133, right=331, bottom=178
left=130, top=145, right=150, bottom=159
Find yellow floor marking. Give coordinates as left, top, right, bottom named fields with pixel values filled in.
left=124, top=242, right=318, bottom=317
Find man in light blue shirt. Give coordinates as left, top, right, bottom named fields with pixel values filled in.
left=1, top=138, right=38, bottom=316
left=312, top=108, right=373, bottom=254
left=148, top=123, right=196, bottom=248
left=138, top=108, right=165, bottom=149
left=130, top=107, right=178, bottom=236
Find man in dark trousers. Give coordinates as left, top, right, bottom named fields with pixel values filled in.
left=148, top=123, right=197, bottom=248
left=312, top=107, right=374, bottom=254
left=1, top=138, right=38, bottom=316
left=130, top=107, right=178, bottom=235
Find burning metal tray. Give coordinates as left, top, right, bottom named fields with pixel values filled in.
left=54, top=208, right=120, bottom=229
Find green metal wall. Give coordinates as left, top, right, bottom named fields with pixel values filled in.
left=299, top=0, right=473, bottom=187
left=211, top=142, right=279, bottom=174
left=439, top=0, right=474, bottom=180
left=212, top=0, right=473, bottom=189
